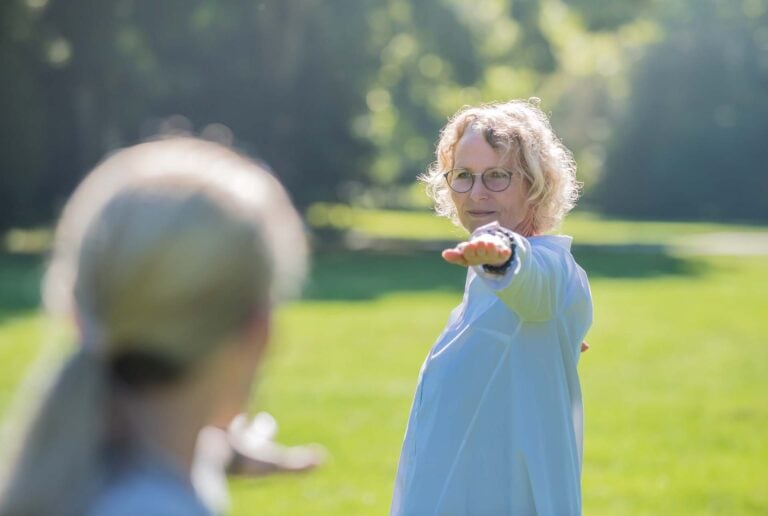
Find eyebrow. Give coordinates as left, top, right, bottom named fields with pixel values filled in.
left=451, top=166, right=513, bottom=173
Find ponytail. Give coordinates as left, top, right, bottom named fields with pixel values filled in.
left=0, top=349, right=107, bottom=516
left=1, top=137, right=309, bottom=514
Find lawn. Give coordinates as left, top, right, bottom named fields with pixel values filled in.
left=307, top=204, right=768, bottom=245
left=1, top=213, right=766, bottom=515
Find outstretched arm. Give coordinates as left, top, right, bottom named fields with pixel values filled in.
left=443, top=222, right=561, bottom=322
left=443, top=231, right=590, bottom=353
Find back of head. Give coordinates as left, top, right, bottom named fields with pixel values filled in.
left=48, top=137, right=307, bottom=321
left=51, top=137, right=307, bottom=371
left=0, top=137, right=307, bottom=515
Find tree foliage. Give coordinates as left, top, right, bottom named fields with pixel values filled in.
left=0, top=0, right=378, bottom=229
left=598, top=0, right=768, bottom=221
left=1, top=0, right=765, bottom=230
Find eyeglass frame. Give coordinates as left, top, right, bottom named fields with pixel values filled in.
left=442, top=167, right=518, bottom=193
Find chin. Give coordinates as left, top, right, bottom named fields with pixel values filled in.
left=464, top=218, right=496, bottom=232
left=461, top=221, right=480, bottom=232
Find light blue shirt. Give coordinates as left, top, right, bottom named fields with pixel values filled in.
left=87, top=451, right=212, bottom=516
left=392, top=228, right=592, bottom=516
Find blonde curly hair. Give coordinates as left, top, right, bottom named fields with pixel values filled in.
left=420, top=99, right=580, bottom=233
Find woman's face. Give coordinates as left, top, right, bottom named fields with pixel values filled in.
left=449, top=127, right=530, bottom=233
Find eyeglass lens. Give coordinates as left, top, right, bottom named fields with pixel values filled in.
left=447, top=168, right=512, bottom=192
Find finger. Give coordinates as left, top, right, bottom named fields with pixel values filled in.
left=465, top=244, right=502, bottom=266
left=470, top=236, right=510, bottom=259
left=464, top=247, right=486, bottom=266
left=462, top=246, right=482, bottom=264
left=474, top=240, right=496, bottom=257
left=580, top=341, right=590, bottom=353
left=475, top=239, right=496, bottom=254
left=277, top=443, right=327, bottom=472
left=442, top=248, right=468, bottom=266
left=464, top=244, right=485, bottom=258
left=228, top=443, right=327, bottom=476
left=484, top=249, right=510, bottom=266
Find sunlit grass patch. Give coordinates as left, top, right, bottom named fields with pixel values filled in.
left=306, top=204, right=768, bottom=247
left=1, top=217, right=766, bottom=515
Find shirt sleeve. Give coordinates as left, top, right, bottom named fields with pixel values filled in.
left=470, top=224, right=566, bottom=322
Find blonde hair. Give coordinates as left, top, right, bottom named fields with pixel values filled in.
left=420, top=99, right=580, bottom=233
left=0, top=137, right=307, bottom=516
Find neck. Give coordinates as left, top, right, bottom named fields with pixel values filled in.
left=515, top=211, right=537, bottom=237
left=113, top=378, right=215, bottom=474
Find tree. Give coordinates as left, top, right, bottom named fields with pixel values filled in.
left=0, top=0, right=379, bottom=230
left=0, top=0, right=691, bottom=231
left=597, top=0, right=768, bottom=221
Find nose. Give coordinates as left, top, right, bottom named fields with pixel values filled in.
left=468, top=175, right=489, bottom=200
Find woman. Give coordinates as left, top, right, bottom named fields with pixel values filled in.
left=392, top=100, right=593, bottom=515
left=0, top=137, right=307, bottom=515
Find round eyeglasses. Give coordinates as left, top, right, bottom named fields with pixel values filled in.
left=443, top=167, right=514, bottom=193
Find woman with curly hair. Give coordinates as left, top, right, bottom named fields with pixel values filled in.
left=392, top=99, right=593, bottom=516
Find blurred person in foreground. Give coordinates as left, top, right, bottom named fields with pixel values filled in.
left=0, top=137, right=310, bottom=515
left=391, top=99, right=593, bottom=515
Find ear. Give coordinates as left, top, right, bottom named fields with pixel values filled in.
left=208, top=308, right=273, bottom=428
left=74, top=308, right=84, bottom=341
left=241, top=307, right=272, bottom=360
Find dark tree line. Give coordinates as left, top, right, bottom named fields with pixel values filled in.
left=1, top=0, right=380, bottom=229
left=598, top=0, right=768, bottom=221
left=1, top=0, right=766, bottom=231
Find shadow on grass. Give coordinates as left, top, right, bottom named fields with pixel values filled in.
left=573, top=245, right=709, bottom=279
left=304, top=250, right=466, bottom=301
left=0, top=253, right=44, bottom=322
left=0, top=247, right=709, bottom=310
left=304, top=246, right=708, bottom=300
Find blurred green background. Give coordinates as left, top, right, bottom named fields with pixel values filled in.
left=1, top=0, right=767, bottom=514
left=2, top=0, right=767, bottom=225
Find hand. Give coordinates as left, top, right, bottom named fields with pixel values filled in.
left=581, top=341, right=589, bottom=353
left=442, top=233, right=512, bottom=267
left=227, top=441, right=326, bottom=477
left=225, top=413, right=326, bottom=477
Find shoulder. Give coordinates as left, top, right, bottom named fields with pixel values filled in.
left=87, top=465, right=211, bottom=516
left=531, top=234, right=583, bottom=267
left=523, top=235, right=574, bottom=272
left=529, top=234, right=572, bottom=255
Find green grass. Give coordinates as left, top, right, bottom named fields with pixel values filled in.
left=564, top=213, right=766, bottom=244
left=1, top=215, right=767, bottom=515
left=307, top=204, right=767, bottom=245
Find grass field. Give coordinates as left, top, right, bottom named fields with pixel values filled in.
left=1, top=212, right=766, bottom=514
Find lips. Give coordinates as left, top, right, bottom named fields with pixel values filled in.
left=466, top=210, right=496, bottom=217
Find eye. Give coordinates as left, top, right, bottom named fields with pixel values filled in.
left=486, top=169, right=510, bottom=180
left=453, top=169, right=472, bottom=180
